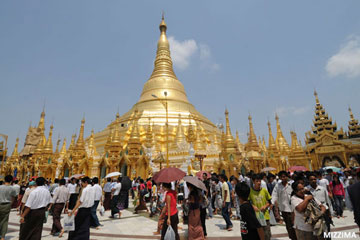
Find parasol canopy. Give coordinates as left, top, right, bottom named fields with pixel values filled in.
left=105, top=172, right=122, bottom=179
left=261, top=167, right=276, bottom=172
left=70, top=174, right=85, bottom=179
left=289, top=166, right=307, bottom=172
left=183, top=176, right=207, bottom=192
left=322, top=166, right=342, bottom=173
left=153, top=167, right=186, bottom=183
left=196, top=171, right=211, bottom=180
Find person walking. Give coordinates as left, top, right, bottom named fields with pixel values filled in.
left=103, top=178, right=112, bottom=211
left=20, top=181, right=36, bottom=213
left=68, top=177, right=95, bottom=240
left=90, top=177, right=102, bottom=229
left=0, top=175, right=17, bottom=240
left=219, top=174, right=232, bottom=231
left=290, top=181, right=326, bottom=240
left=19, top=177, right=51, bottom=240
left=307, top=173, right=333, bottom=236
left=47, top=178, right=70, bottom=237
left=329, top=175, right=345, bottom=218
left=347, top=169, right=360, bottom=232
left=235, top=182, right=265, bottom=240
left=249, top=174, right=272, bottom=240
left=160, top=182, right=180, bottom=240
left=271, top=171, right=297, bottom=240
left=67, top=178, right=78, bottom=210
left=12, top=180, right=20, bottom=209
left=187, top=182, right=204, bottom=240
left=110, top=177, right=122, bottom=218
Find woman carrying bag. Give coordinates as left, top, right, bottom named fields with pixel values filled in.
left=161, top=182, right=180, bottom=240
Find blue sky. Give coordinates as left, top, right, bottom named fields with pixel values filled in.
left=1, top=1, right=360, bottom=151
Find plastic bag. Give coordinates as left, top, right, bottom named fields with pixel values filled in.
left=269, top=209, right=277, bottom=226
left=43, top=211, right=49, bottom=223
left=63, top=215, right=75, bottom=232
left=256, top=211, right=267, bottom=227
left=99, top=206, right=105, bottom=216
left=164, top=225, right=175, bottom=240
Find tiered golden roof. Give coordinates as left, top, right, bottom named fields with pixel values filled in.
left=347, top=106, right=360, bottom=138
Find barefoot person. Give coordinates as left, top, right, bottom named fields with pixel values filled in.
left=19, top=177, right=51, bottom=240
left=48, top=179, right=70, bottom=237
left=68, top=177, right=95, bottom=239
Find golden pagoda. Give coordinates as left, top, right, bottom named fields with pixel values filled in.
left=244, top=115, right=264, bottom=172
left=92, top=15, right=221, bottom=178
left=305, top=91, right=360, bottom=169
left=274, top=114, right=290, bottom=170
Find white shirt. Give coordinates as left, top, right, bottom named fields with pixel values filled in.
left=93, top=184, right=102, bottom=201
left=307, top=185, right=333, bottom=215
left=318, top=178, right=329, bottom=189
left=183, top=181, right=189, bottom=199
left=25, top=186, right=51, bottom=209
left=51, top=185, right=70, bottom=204
left=261, top=180, right=268, bottom=192
left=271, top=182, right=293, bottom=212
left=13, top=184, right=20, bottom=195
left=112, top=183, right=122, bottom=196
left=79, top=185, right=95, bottom=208
left=67, top=183, right=77, bottom=194
left=291, top=195, right=321, bottom=232
left=103, top=182, right=112, bottom=193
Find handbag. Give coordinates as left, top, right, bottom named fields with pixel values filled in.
left=43, top=211, right=49, bottom=223
left=99, top=206, right=105, bottom=216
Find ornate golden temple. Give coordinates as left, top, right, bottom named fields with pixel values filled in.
left=1, top=17, right=360, bottom=181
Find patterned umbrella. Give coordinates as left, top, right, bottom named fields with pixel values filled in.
left=288, top=166, right=307, bottom=172
left=261, top=167, right=276, bottom=172
left=153, top=167, right=186, bottom=183
left=69, top=173, right=85, bottom=179
left=183, top=176, right=207, bottom=192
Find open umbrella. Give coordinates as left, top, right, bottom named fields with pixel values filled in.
left=289, top=166, right=307, bottom=172
left=70, top=173, right=85, bottom=179
left=153, top=167, right=186, bottom=183
left=196, top=170, right=211, bottom=180
left=105, top=172, right=121, bottom=178
left=261, top=167, right=276, bottom=172
left=121, top=176, right=132, bottom=191
left=322, top=166, right=342, bottom=173
left=183, top=176, right=207, bottom=192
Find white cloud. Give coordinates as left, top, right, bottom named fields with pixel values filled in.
left=275, top=106, right=310, bottom=117
left=168, top=36, right=219, bottom=71
left=168, top=36, right=198, bottom=70
left=326, top=36, right=360, bottom=78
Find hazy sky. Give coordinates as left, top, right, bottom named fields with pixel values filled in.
left=1, top=1, right=360, bottom=152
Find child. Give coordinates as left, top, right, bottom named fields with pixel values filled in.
left=235, top=182, right=265, bottom=240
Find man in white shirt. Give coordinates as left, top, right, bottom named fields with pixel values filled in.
left=68, top=177, right=95, bottom=239
left=110, top=177, right=122, bottom=218
left=307, top=173, right=333, bottom=235
left=48, top=179, right=70, bottom=237
left=90, top=177, right=103, bottom=229
left=271, top=171, right=296, bottom=240
left=67, top=178, right=78, bottom=210
left=103, top=178, right=113, bottom=210
left=19, top=177, right=51, bottom=240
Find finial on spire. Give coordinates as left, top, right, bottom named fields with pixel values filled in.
left=314, top=89, right=320, bottom=104
left=159, top=12, right=167, bottom=33
left=349, top=106, right=354, bottom=120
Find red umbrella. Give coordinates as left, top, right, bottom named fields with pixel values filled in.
left=153, top=167, right=186, bottom=183
left=289, top=166, right=307, bottom=172
left=196, top=171, right=211, bottom=180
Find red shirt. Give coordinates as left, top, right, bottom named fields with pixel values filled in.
left=165, top=190, right=178, bottom=216
left=147, top=181, right=152, bottom=190
left=139, top=183, right=145, bottom=190
left=330, top=182, right=345, bottom=196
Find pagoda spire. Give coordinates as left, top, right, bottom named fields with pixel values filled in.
left=88, top=129, right=98, bottom=156
left=55, top=137, right=61, bottom=154
left=347, top=106, right=360, bottom=138
left=129, top=113, right=140, bottom=142
left=267, top=121, right=276, bottom=149
left=11, top=138, right=19, bottom=158
left=112, top=124, right=121, bottom=143
left=37, top=109, right=45, bottom=132
left=224, top=109, right=237, bottom=152
left=145, top=118, right=154, bottom=148
left=68, top=134, right=76, bottom=152
left=246, top=114, right=260, bottom=151
left=175, top=115, right=186, bottom=145
left=75, top=118, right=85, bottom=148
left=60, top=138, right=67, bottom=156
left=275, top=114, right=290, bottom=152
left=44, top=124, right=54, bottom=153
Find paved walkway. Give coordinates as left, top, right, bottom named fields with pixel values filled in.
left=4, top=202, right=359, bottom=240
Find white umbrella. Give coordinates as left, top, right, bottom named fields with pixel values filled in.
left=105, top=172, right=122, bottom=178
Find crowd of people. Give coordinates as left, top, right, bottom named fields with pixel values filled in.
left=0, top=167, right=359, bottom=240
